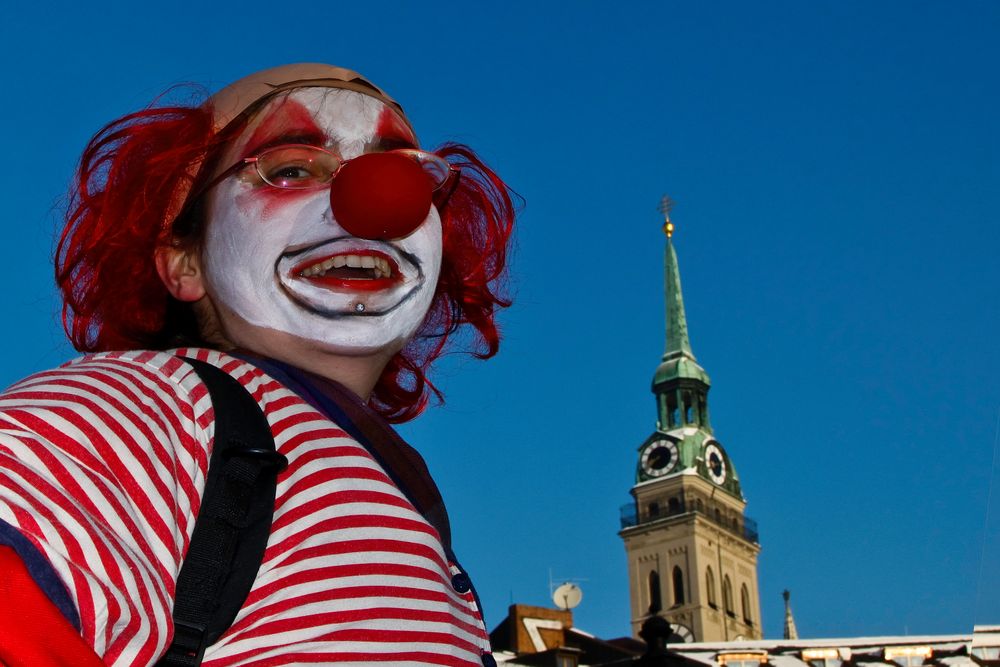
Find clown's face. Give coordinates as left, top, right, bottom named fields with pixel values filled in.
left=200, top=88, right=442, bottom=360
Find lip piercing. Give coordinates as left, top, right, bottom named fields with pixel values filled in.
left=354, top=303, right=366, bottom=312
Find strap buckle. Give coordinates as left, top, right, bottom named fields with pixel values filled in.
left=160, top=620, right=208, bottom=665
left=222, top=445, right=289, bottom=473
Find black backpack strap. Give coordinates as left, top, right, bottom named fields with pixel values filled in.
left=156, top=358, right=288, bottom=667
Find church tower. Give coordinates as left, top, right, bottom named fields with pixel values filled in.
left=619, top=203, right=762, bottom=642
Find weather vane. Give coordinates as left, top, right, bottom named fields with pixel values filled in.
left=658, top=195, right=675, bottom=237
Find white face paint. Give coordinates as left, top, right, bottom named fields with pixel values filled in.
left=201, top=88, right=442, bottom=356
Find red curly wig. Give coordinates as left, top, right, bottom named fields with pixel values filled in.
left=56, top=89, right=516, bottom=423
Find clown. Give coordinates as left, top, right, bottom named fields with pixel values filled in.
left=0, top=64, right=514, bottom=666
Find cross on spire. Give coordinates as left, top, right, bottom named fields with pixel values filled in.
left=658, top=195, right=675, bottom=238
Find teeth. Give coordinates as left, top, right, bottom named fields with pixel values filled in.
left=300, top=254, right=394, bottom=279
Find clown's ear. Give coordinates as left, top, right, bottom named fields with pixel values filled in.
left=155, top=244, right=207, bottom=303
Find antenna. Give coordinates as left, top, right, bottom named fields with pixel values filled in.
left=658, top=195, right=675, bottom=238
left=552, top=582, right=583, bottom=611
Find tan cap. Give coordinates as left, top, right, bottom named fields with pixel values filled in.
left=208, top=63, right=413, bottom=135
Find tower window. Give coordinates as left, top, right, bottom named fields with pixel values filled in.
left=648, top=570, right=662, bottom=613
left=718, top=652, right=768, bottom=667
left=648, top=502, right=660, bottom=518
left=802, top=648, right=843, bottom=667
left=668, top=497, right=681, bottom=514
left=706, top=566, right=717, bottom=608
left=741, top=583, right=752, bottom=625
left=723, top=575, right=734, bottom=616
left=884, top=647, right=932, bottom=667
left=672, top=566, right=685, bottom=605
left=555, top=652, right=579, bottom=667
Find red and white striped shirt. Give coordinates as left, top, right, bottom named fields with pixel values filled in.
left=0, top=348, right=490, bottom=666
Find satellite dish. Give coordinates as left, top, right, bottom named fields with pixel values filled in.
left=552, top=582, right=583, bottom=610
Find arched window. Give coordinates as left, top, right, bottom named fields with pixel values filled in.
left=668, top=497, right=681, bottom=514
left=741, top=583, right=753, bottom=624
left=672, top=566, right=685, bottom=605
left=706, top=566, right=717, bottom=607
left=648, top=501, right=660, bottom=518
left=648, top=570, right=662, bottom=613
left=723, top=575, right=734, bottom=616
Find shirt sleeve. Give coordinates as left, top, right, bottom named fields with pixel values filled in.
left=0, top=353, right=212, bottom=666
left=0, top=544, right=105, bottom=667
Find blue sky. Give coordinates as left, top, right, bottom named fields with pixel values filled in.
left=3, top=0, right=998, bottom=642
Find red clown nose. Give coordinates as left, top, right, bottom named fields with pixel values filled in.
left=329, top=152, right=433, bottom=240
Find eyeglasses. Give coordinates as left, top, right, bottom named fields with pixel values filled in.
left=205, top=144, right=456, bottom=195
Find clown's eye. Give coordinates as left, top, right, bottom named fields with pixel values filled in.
left=266, top=163, right=322, bottom=184
left=254, top=145, right=341, bottom=189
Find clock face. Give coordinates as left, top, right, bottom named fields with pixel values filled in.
left=704, top=443, right=727, bottom=484
left=641, top=439, right=679, bottom=477
left=669, top=622, right=695, bottom=643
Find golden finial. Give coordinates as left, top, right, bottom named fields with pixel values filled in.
left=658, top=195, right=675, bottom=237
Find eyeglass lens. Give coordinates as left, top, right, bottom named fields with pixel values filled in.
left=256, top=146, right=341, bottom=189
left=255, top=146, right=450, bottom=191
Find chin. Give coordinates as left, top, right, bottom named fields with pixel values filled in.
left=224, top=316, right=412, bottom=363
left=305, top=336, right=409, bottom=360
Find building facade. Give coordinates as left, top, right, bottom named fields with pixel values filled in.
left=619, top=220, right=762, bottom=642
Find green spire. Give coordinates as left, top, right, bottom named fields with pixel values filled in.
left=653, top=209, right=710, bottom=387
left=663, top=237, right=694, bottom=362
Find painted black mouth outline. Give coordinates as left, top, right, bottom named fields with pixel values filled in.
left=274, top=236, right=426, bottom=319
